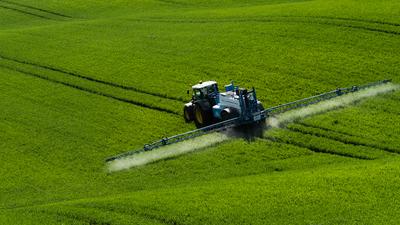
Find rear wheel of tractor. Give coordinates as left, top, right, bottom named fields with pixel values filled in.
left=194, top=104, right=212, bottom=128
left=183, top=105, right=194, bottom=122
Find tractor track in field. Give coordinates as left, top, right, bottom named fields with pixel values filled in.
left=289, top=123, right=400, bottom=155
left=155, top=0, right=189, bottom=6
left=0, top=64, right=179, bottom=115
left=328, top=23, right=400, bottom=36
left=131, top=16, right=400, bottom=36
left=295, top=122, right=365, bottom=139
left=32, top=204, right=179, bottom=225
left=309, top=15, right=400, bottom=27
left=155, top=0, right=308, bottom=7
left=0, top=4, right=54, bottom=20
left=0, top=54, right=186, bottom=103
left=262, top=136, right=373, bottom=160
left=3, top=196, right=181, bottom=225
left=34, top=207, right=113, bottom=225
left=140, top=15, right=400, bottom=27
left=0, top=0, right=71, bottom=19
left=71, top=204, right=183, bottom=225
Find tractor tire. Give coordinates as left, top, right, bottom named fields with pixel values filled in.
left=194, top=103, right=212, bottom=128
left=183, top=104, right=194, bottom=122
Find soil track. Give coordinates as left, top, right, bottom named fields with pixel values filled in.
left=290, top=123, right=400, bottom=154
left=130, top=16, right=400, bottom=36
left=296, top=122, right=364, bottom=138
left=0, top=0, right=71, bottom=18
left=0, top=64, right=179, bottom=115
left=155, top=0, right=189, bottom=6
left=0, top=54, right=185, bottom=102
left=0, top=4, right=54, bottom=20
left=263, top=136, right=374, bottom=160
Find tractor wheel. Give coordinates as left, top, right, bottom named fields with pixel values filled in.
left=194, top=103, right=212, bottom=128
left=183, top=104, right=194, bottom=122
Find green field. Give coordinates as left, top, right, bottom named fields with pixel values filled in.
left=1, top=0, right=399, bottom=224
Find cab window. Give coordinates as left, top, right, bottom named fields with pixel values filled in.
left=248, top=92, right=255, bottom=101
left=207, top=85, right=215, bottom=94
left=193, top=89, right=202, bottom=98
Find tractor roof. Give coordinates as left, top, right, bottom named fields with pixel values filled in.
left=192, top=81, right=217, bottom=89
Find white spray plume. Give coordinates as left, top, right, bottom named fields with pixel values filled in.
left=267, top=82, right=399, bottom=128
left=107, top=132, right=228, bottom=172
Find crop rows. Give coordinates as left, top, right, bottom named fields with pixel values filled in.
left=34, top=204, right=170, bottom=225
left=264, top=90, right=399, bottom=162
left=0, top=5, right=398, bottom=106
left=299, top=93, right=400, bottom=151
left=288, top=123, right=400, bottom=154
left=15, top=152, right=400, bottom=225
left=133, top=16, right=400, bottom=36
left=264, top=129, right=385, bottom=160
left=1, top=0, right=400, bottom=224
left=0, top=68, right=195, bottom=206
left=0, top=54, right=184, bottom=115
left=4, top=136, right=361, bottom=224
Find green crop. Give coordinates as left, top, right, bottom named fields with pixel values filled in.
left=1, top=0, right=400, bottom=224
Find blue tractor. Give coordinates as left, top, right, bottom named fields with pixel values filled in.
left=184, top=81, right=266, bottom=128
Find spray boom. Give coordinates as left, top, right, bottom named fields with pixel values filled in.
left=105, top=79, right=393, bottom=164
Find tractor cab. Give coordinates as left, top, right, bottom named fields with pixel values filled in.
left=191, top=81, right=219, bottom=101
left=183, top=81, right=219, bottom=127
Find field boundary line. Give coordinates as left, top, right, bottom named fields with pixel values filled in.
left=0, top=64, right=180, bottom=115
left=0, top=54, right=186, bottom=102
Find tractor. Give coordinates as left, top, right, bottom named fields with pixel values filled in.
left=183, top=81, right=266, bottom=128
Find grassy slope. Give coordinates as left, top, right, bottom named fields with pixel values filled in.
left=32, top=158, right=400, bottom=225
left=1, top=0, right=400, bottom=224
left=2, top=67, right=369, bottom=224
left=0, top=0, right=399, bottom=105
